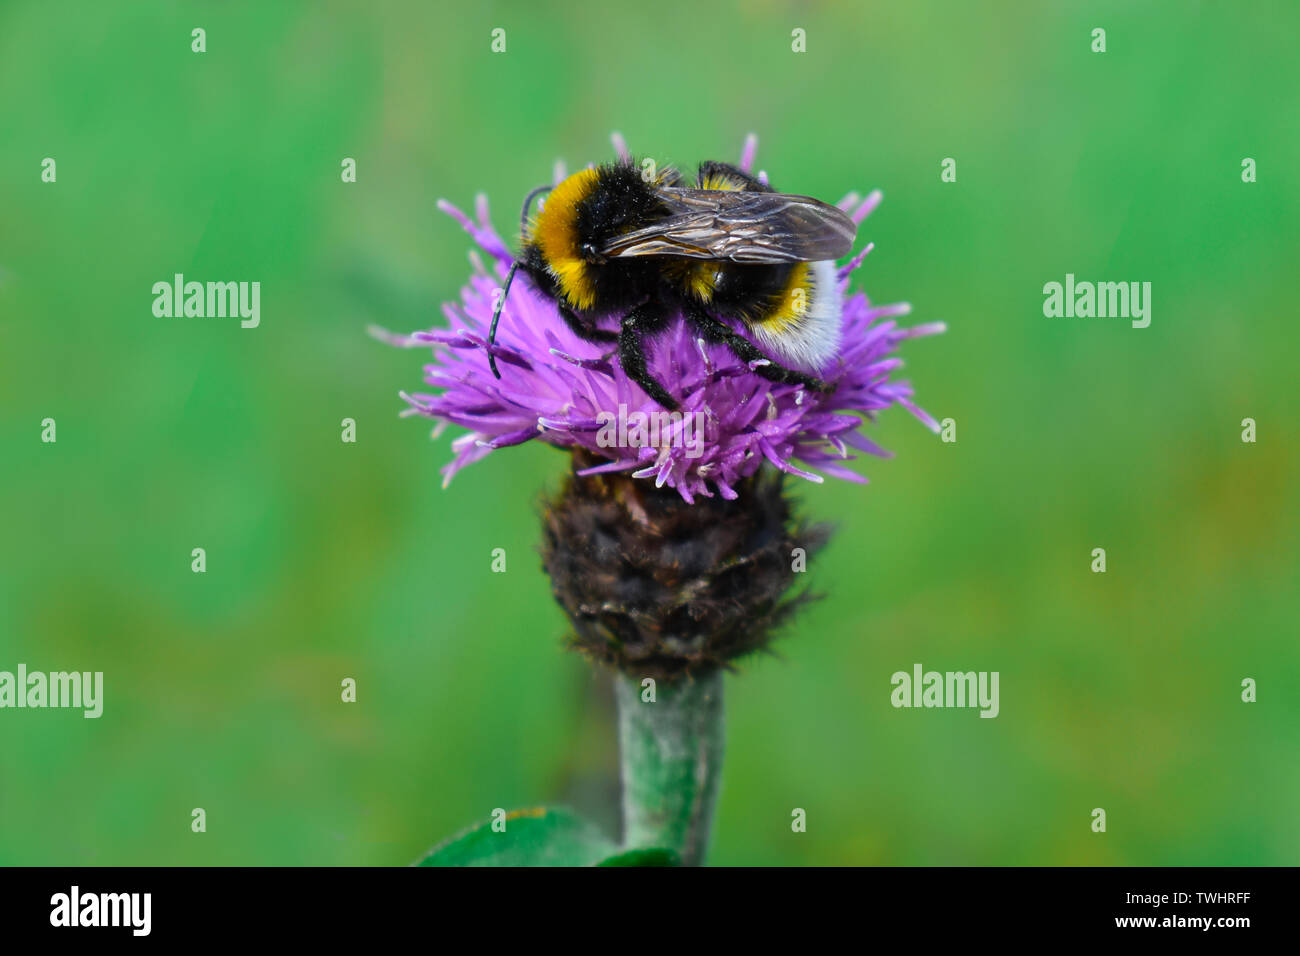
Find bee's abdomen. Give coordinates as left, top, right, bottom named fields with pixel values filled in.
left=709, top=263, right=795, bottom=320
left=713, top=260, right=842, bottom=372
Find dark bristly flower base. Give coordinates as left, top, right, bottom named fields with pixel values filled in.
left=542, top=449, right=832, bottom=682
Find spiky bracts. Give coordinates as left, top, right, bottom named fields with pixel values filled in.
left=541, top=450, right=830, bottom=681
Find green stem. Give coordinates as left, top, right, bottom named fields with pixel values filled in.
left=615, top=670, right=725, bottom=866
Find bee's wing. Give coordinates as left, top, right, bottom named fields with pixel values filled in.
left=599, top=187, right=856, bottom=263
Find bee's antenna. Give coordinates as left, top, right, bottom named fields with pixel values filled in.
left=487, top=260, right=518, bottom=380
left=520, top=185, right=553, bottom=232
left=486, top=184, right=553, bottom=380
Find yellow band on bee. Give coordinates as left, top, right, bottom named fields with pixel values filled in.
left=754, top=262, right=813, bottom=332
left=532, top=168, right=600, bottom=310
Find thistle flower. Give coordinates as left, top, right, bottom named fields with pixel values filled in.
left=397, top=135, right=945, bottom=867
left=375, top=135, right=944, bottom=506
left=379, top=133, right=942, bottom=683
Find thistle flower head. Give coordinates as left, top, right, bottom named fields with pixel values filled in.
left=376, top=134, right=943, bottom=503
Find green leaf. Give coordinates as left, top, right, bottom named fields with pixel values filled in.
left=596, top=847, right=681, bottom=867
left=415, top=807, right=617, bottom=867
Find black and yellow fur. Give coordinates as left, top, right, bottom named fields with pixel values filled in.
left=495, top=158, right=846, bottom=410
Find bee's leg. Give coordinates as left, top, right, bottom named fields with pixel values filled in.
left=557, top=304, right=619, bottom=344
left=686, top=306, right=833, bottom=393
left=618, top=303, right=679, bottom=410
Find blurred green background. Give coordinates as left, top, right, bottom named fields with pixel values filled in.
left=2, top=0, right=1297, bottom=865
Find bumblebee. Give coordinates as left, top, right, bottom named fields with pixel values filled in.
left=488, top=158, right=856, bottom=410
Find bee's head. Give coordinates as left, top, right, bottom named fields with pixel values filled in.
left=529, top=164, right=664, bottom=311
left=527, top=168, right=604, bottom=311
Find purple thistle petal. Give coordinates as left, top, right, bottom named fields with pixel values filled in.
left=838, top=242, right=875, bottom=281
left=851, top=189, right=884, bottom=224
left=611, top=131, right=630, bottom=163
left=476, top=426, right=539, bottom=449
left=739, top=133, right=758, bottom=173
